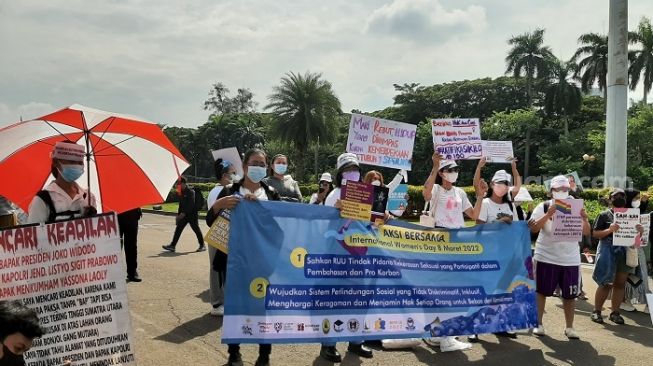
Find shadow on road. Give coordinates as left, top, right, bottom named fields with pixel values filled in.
left=154, top=313, right=223, bottom=344
left=538, top=337, right=616, bottom=366
left=148, top=251, right=197, bottom=258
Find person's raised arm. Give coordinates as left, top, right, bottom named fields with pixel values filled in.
left=423, top=152, right=442, bottom=201
left=473, top=157, right=486, bottom=190
left=510, top=158, right=522, bottom=197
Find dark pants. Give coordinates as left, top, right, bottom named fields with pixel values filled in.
left=118, top=210, right=141, bottom=277
left=228, top=344, right=271, bottom=357
left=170, top=214, right=203, bottom=247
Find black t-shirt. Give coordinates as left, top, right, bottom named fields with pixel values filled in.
left=593, top=209, right=614, bottom=238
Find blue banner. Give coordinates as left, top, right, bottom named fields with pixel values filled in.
left=222, top=201, right=537, bottom=344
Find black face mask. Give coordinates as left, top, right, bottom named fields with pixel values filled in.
left=0, top=344, right=25, bottom=366
left=612, top=197, right=626, bottom=208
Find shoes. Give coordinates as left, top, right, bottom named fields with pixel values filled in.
left=564, top=328, right=580, bottom=340
left=468, top=334, right=480, bottom=343
left=210, top=304, right=224, bottom=316
left=162, top=244, right=176, bottom=252
left=197, top=245, right=207, bottom=252
left=439, top=336, right=472, bottom=352
left=620, top=300, right=636, bottom=312
left=319, top=346, right=342, bottom=363
left=609, top=311, right=625, bottom=325
left=126, top=273, right=142, bottom=283
left=590, top=311, right=604, bottom=324
left=577, top=292, right=588, bottom=300
left=227, top=353, right=243, bottom=366
left=533, top=325, right=546, bottom=336
left=347, top=343, right=373, bottom=358
left=496, top=331, right=517, bottom=339
left=254, top=356, right=270, bottom=366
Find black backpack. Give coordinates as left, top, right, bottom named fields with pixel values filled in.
left=36, top=190, right=79, bottom=223
left=193, top=187, right=205, bottom=211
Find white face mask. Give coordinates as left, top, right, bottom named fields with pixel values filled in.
left=444, top=172, right=458, bottom=183
left=371, top=180, right=382, bottom=186
left=631, top=200, right=641, bottom=209
left=552, top=191, right=569, bottom=200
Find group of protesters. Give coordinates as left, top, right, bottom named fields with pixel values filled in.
left=2, top=140, right=651, bottom=366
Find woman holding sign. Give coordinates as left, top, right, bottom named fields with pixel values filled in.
left=206, top=148, right=280, bottom=366
left=591, top=188, right=644, bottom=325
left=528, top=175, right=591, bottom=340
left=421, top=152, right=485, bottom=352
left=621, top=189, right=650, bottom=314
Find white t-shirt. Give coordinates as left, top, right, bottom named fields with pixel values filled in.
left=429, top=185, right=472, bottom=229
left=531, top=201, right=581, bottom=266
left=207, top=185, right=225, bottom=208
left=239, top=186, right=269, bottom=201
left=324, top=187, right=341, bottom=207
left=478, top=198, right=518, bottom=223
left=28, top=181, right=97, bottom=224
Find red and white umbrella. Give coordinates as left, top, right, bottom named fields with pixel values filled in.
left=0, top=104, right=190, bottom=213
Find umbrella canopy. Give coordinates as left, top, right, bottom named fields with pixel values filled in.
left=0, top=104, right=190, bottom=213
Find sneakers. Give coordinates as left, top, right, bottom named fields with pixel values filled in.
left=609, top=311, right=625, bottom=325
left=161, top=244, right=176, bottom=252
left=620, top=300, right=636, bottom=312
left=468, top=334, right=480, bottom=343
left=254, top=356, right=270, bottom=366
left=590, top=311, right=604, bottom=324
left=347, top=343, right=373, bottom=358
left=197, top=245, right=207, bottom=252
left=319, top=346, right=342, bottom=363
left=439, top=336, right=472, bottom=352
left=533, top=325, right=546, bottom=337
left=126, top=273, right=142, bottom=283
left=564, top=328, right=580, bottom=339
left=227, top=353, right=243, bottom=366
left=210, top=304, right=224, bottom=316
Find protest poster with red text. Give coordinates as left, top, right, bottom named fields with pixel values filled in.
left=431, top=118, right=482, bottom=160
left=0, top=213, right=136, bottom=366
left=346, top=114, right=417, bottom=170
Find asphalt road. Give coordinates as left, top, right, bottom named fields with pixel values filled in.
left=125, top=213, right=653, bottom=366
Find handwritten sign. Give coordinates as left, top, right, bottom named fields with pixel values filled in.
left=431, top=118, right=482, bottom=160
left=551, top=199, right=584, bottom=242
left=613, top=208, right=641, bottom=246
left=205, top=209, right=231, bottom=254
left=481, top=141, right=514, bottom=163
left=346, top=114, right=417, bottom=170
left=0, top=214, right=136, bottom=366
left=638, top=214, right=649, bottom=247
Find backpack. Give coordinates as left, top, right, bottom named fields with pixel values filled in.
left=36, top=190, right=79, bottom=223
left=193, top=187, right=205, bottom=211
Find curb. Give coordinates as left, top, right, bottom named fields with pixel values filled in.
left=142, top=209, right=207, bottom=220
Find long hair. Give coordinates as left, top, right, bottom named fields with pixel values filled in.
left=0, top=300, right=45, bottom=340
left=213, top=159, right=232, bottom=181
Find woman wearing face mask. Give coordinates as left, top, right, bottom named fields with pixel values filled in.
left=527, top=175, right=590, bottom=339
left=0, top=300, right=46, bottom=366
left=262, top=154, right=303, bottom=202
left=421, top=152, right=485, bottom=352
left=591, top=188, right=642, bottom=325
left=309, top=173, right=334, bottom=205
left=28, top=141, right=97, bottom=224
left=206, top=148, right=280, bottom=366
left=620, top=189, right=651, bottom=314
left=205, top=158, right=237, bottom=317
left=319, top=152, right=374, bottom=363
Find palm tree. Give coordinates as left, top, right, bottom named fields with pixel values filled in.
left=505, top=28, right=555, bottom=106
left=629, top=17, right=653, bottom=104
left=266, top=71, right=342, bottom=180
left=505, top=28, right=554, bottom=178
left=544, top=58, right=582, bottom=137
left=572, top=33, right=608, bottom=99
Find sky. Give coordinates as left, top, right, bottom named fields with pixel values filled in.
left=1, top=0, right=652, bottom=128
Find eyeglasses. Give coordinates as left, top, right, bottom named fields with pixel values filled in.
left=444, top=167, right=460, bottom=173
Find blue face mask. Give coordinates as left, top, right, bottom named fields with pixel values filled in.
left=273, top=164, right=288, bottom=175
left=247, top=166, right=267, bottom=183
left=59, top=164, right=84, bottom=182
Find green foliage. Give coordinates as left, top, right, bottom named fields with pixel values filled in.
left=629, top=17, right=653, bottom=102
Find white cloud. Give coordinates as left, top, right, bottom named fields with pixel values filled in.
left=365, top=0, right=487, bottom=41
left=0, top=102, right=55, bottom=127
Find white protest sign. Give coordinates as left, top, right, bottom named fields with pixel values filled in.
left=638, top=214, right=649, bottom=247
left=0, top=214, right=136, bottom=366
left=211, top=147, right=244, bottom=179
left=551, top=199, right=584, bottom=242
left=346, top=114, right=416, bottom=170
left=613, top=208, right=641, bottom=246
left=431, top=118, right=482, bottom=160
left=481, top=141, right=514, bottom=163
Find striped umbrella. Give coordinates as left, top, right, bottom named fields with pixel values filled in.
left=0, top=104, right=190, bottom=213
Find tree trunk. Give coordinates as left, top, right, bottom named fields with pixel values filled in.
left=524, top=128, right=531, bottom=178
left=527, top=77, right=533, bottom=107
left=296, top=145, right=307, bottom=182
left=564, top=118, right=569, bottom=137
left=644, top=88, right=649, bottom=105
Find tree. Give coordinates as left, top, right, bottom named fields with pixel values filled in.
left=203, top=82, right=258, bottom=116
left=543, top=58, right=582, bottom=136
left=265, top=71, right=342, bottom=180
left=572, top=33, right=608, bottom=99
left=505, top=28, right=555, bottom=106
left=629, top=17, right=653, bottom=104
